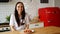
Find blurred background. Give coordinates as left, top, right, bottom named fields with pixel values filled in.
left=0, top=0, right=60, bottom=33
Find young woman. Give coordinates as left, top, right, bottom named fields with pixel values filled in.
left=9, top=2, right=30, bottom=32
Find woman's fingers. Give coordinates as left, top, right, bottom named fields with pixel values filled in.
left=24, top=29, right=32, bottom=33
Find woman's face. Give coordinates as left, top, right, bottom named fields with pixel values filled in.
left=16, top=3, right=23, bottom=14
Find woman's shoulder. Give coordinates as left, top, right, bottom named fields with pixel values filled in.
left=25, top=13, right=30, bottom=17
left=25, top=13, right=31, bottom=19
left=11, top=13, right=15, bottom=17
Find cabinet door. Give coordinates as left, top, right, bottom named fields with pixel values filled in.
left=38, top=7, right=60, bottom=27
left=45, top=8, right=60, bottom=27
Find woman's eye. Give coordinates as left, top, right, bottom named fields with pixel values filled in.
left=21, top=6, right=23, bottom=7
left=18, top=6, right=20, bottom=8
left=21, top=6, right=23, bottom=8
left=18, top=6, right=23, bottom=8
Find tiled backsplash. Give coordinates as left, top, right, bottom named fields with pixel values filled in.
left=0, top=5, right=14, bottom=23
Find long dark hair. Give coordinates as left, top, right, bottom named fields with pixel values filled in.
left=14, top=2, right=26, bottom=27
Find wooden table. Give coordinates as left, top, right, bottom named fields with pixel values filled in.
left=0, top=26, right=60, bottom=34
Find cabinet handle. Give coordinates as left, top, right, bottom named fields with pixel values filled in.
left=48, top=20, right=53, bottom=23
left=48, top=20, right=51, bottom=23
left=46, top=12, right=51, bottom=13
left=35, top=24, right=39, bottom=26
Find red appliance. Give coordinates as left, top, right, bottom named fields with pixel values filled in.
left=38, top=7, right=60, bottom=27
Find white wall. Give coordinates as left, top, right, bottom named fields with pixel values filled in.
left=21, top=0, right=55, bottom=19
left=0, top=0, right=54, bottom=23
left=54, top=0, right=60, bottom=7
left=0, top=0, right=20, bottom=23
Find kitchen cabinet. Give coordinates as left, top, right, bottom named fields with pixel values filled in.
left=38, top=7, right=60, bottom=27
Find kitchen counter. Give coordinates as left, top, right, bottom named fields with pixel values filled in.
left=0, top=26, right=60, bottom=34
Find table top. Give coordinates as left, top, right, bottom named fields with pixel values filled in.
left=0, top=26, right=60, bottom=34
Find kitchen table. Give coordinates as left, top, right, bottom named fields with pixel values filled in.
left=0, top=26, right=60, bottom=34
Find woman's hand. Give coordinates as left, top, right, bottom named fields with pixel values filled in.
left=24, top=29, right=32, bottom=34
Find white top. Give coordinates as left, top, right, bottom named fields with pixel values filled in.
left=9, top=14, right=30, bottom=31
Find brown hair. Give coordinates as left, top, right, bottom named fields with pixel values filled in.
left=14, top=2, right=26, bottom=27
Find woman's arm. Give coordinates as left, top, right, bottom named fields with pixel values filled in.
left=25, top=14, right=31, bottom=29
left=25, top=24, right=29, bottom=29
left=10, top=25, right=16, bottom=32
left=9, top=14, right=16, bottom=31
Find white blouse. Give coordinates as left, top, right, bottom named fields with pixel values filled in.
left=9, top=14, right=30, bottom=31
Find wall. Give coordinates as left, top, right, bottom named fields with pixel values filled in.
left=0, top=0, right=20, bottom=23
left=0, top=0, right=54, bottom=23
left=21, top=0, right=55, bottom=19
left=54, top=0, right=60, bottom=7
